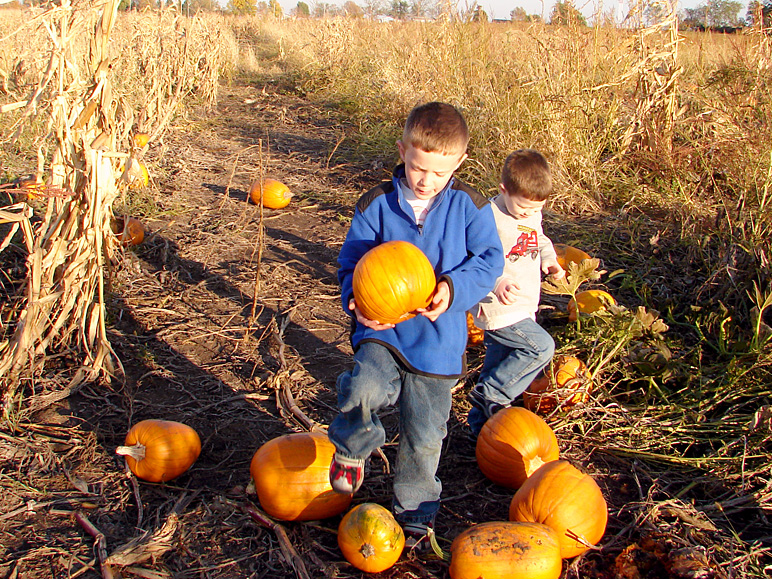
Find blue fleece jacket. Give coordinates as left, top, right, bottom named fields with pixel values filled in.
left=338, top=165, right=504, bottom=378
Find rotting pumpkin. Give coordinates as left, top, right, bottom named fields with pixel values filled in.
left=116, top=419, right=201, bottom=483
left=475, top=406, right=559, bottom=489
left=338, top=503, right=405, bottom=573
left=430, top=521, right=563, bottom=579
left=509, top=460, right=608, bottom=559
left=249, top=178, right=293, bottom=209
left=352, top=240, right=436, bottom=325
left=250, top=431, right=352, bottom=521
left=111, top=216, right=145, bottom=246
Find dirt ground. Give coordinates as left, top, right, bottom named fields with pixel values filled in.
left=1, top=79, right=766, bottom=579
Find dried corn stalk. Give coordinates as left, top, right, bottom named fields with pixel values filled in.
left=620, top=0, right=683, bottom=155
left=0, top=0, right=123, bottom=417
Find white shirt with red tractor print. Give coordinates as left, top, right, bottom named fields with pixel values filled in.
left=470, top=194, right=559, bottom=331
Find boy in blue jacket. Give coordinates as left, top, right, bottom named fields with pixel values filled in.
left=328, top=102, right=504, bottom=546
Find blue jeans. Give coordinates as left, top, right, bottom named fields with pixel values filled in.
left=467, top=318, right=554, bottom=436
left=328, top=341, right=456, bottom=525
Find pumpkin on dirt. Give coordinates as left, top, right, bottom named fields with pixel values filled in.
left=553, top=244, right=591, bottom=270
left=116, top=419, right=201, bottom=483
left=337, top=503, right=405, bottom=573
left=523, top=355, right=592, bottom=415
left=436, top=521, right=563, bottom=579
left=352, top=240, right=436, bottom=325
left=567, top=289, right=616, bottom=322
left=509, top=460, right=608, bottom=559
left=466, top=312, right=484, bottom=346
left=250, top=431, right=352, bottom=522
left=249, top=177, right=293, bottom=209
left=133, top=132, right=150, bottom=149
left=111, top=216, right=145, bottom=246
left=121, top=157, right=149, bottom=189
left=475, top=407, right=559, bottom=489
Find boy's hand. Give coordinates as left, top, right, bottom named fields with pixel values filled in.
left=349, top=298, right=395, bottom=330
left=418, top=280, right=450, bottom=322
left=543, top=263, right=565, bottom=280
left=494, top=277, right=519, bottom=305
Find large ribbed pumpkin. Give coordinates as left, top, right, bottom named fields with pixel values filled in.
left=249, top=178, right=293, bottom=209
left=567, top=289, right=616, bottom=322
left=509, top=460, right=608, bottom=558
left=352, top=241, right=436, bottom=325
left=523, top=355, right=592, bottom=415
left=475, top=407, right=559, bottom=489
left=116, top=419, right=201, bottom=483
left=250, top=431, right=352, bottom=521
left=338, top=503, right=405, bottom=573
left=553, top=244, right=591, bottom=270
left=448, top=521, right=563, bottom=579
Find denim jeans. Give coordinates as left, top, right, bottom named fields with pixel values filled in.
left=467, top=317, right=554, bottom=436
left=328, top=341, right=456, bottom=525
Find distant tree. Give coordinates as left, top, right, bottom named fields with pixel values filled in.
left=269, top=0, right=283, bottom=17
left=511, top=6, right=527, bottom=21
left=344, top=0, right=364, bottom=17
left=746, top=0, right=772, bottom=26
left=390, top=0, right=409, bottom=19
left=182, top=0, right=219, bottom=12
left=363, top=0, right=387, bottom=17
left=313, top=2, right=343, bottom=16
left=550, top=1, right=586, bottom=26
left=410, top=0, right=436, bottom=18
left=295, top=0, right=310, bottom=16
left=682, top=0, right=742, bottom=28
left=471, top=4, right=488, bottom=21
left=228, top=0, right=257, bottom=14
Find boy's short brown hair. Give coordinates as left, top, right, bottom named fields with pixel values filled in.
left=501, top=149, right=552, bottom=201
left=402, top=102, right=469, bottom=156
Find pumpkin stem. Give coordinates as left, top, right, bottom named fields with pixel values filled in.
left=115, top=443, right=146, bottom=461
left=359, top=543, right=376, bottom=559
left=427, top=527, right=450, bottom=562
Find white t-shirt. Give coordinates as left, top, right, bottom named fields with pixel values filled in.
left=399, top=178, right=434, bottom=227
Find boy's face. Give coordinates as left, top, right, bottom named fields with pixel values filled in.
left=397, top=141, right=467, bottom=200
left=500, top=185, right=546, bottom=219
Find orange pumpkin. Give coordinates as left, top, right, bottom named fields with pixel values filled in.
left=466, top=312, right=484, bottom=346
left=249, top=178, right=293, bottom=209
left=475, top=407, right=559, bottom=489
left=447, top=521, right=563, bottom=579
left=509, top=460, right=608, bottom=558
left=338, top=503, right=405, bottom=573
left=15, top=176, right=44, bottom=200
left=567, top=289, right=616, bottom=322
left=250, top=431, right=352, bottom=521
left=133, top=132, right=150, bottom=148
left=121, top=157, right=149, bottom=189
left=116, top=419, right=201, bottom=483
left=553, top=244, right=591, bottom=270
left=111, top=217, right=145, bottom=246
left=352, top=240, right=436, bottom=325
left=523, top=355, right=592, bottom=414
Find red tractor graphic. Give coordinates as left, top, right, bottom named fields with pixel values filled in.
left=506, top=230, right=539, bottom=262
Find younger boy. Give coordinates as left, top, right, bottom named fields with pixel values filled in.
left=328, top=102, right=504, bottom=545
left=467, top=149, right=565, bottom=436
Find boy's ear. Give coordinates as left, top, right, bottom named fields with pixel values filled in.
left=453, top=152, right=468, bottom=171
left=499, top=182, right=508, bottom=195
left=397, top=140, right=406, bottom=162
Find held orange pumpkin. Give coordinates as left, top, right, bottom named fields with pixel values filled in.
left=567, top=289, right=616, bottom=322
left=111, top=217, right=145, bottom=246
left=523, top=355, right=592, bottom=414
left=249, top=178, right=293, bottom=209
left=446, top=521, right=563, bottom=579
left=116, top=419, right=201, bottom=483
left=250, top=431, right=352, bottom=521
left=509, top=460, right=608, bottom=559
left=352, top=240, right=436, bottom=325
left=553, top=244, right=591, bottom=270
left=338, top=503, right=405, bottom=573
left=475, top=407, right=559, bottom=489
